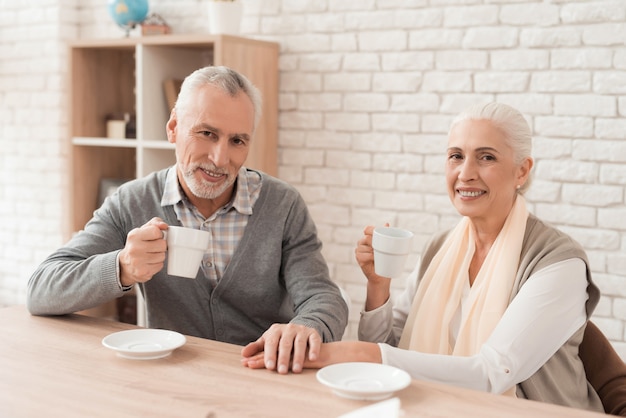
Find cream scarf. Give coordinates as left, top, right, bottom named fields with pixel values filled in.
left=398, top=196, right=528, bottom=395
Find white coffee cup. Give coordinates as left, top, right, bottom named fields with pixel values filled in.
left=372, top=227, right=413, bottom=278
left=164, top=226, right=211, bottom=279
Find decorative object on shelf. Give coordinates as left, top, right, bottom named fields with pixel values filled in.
left=163, top=78, right=183, bottom=111
left=98, top=178, right=132, bottom=207
left=106, top=113, right=126, bottom=139
left=208, top=0, right=243, bottom=35
left=107, top=0, right=149, bottom=37
left=141, top=12, right=171, bottom=36
left=105, top=112, right=136, bottom=139
left=125, top=114, right=136, bottom=138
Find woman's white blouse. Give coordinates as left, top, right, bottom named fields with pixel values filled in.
left=358, top=258, right=589, bottom=394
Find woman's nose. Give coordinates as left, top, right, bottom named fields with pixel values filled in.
left=458, top=159, right=477, bottom=181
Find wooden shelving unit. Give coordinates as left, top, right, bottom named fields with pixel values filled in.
left=67, top=34, right=279, bottom=322
left=68, top=34, right=279, bottom=238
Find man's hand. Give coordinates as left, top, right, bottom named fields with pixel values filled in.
left=119, top=217, right=169, bottom=287
left=242, top=340, right=384, bottom=372
left=240, top=323, right=322, bottom=374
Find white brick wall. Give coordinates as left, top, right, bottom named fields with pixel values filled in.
left=1, top=0, right=625, bottom=359
left=0, top=0, right=75, bottom=308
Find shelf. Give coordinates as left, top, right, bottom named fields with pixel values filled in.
left=72, top=137, right=174, bottom=150
left=68, top=33, right=273, bottom=49
left=73, top=137, right=138, bottom=147
left=142, top=140, right=175, bottom=150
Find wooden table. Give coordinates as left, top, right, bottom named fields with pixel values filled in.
left=0, top=305, right=606, bottom=418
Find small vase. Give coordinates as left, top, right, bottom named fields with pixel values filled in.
left=208, top=1, right=243, bottom=35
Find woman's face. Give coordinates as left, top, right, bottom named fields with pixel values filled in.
left=446, top=119, right=531, bottom=226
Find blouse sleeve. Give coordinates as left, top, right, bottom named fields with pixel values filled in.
left=358, top=262, right=421, bottom=345
left=375, top=258, right=589, bottom=394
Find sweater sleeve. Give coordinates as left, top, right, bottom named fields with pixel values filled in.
left=358, top=262, right=421, bottom=345
left=27, top=170, right=172, bottom=317
left=26, top=195, right=130, bottom=315
left=278, top=185, right=348, bottom=342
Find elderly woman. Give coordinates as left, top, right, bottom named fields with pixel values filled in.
left=242, top=102, right=605, bottom=413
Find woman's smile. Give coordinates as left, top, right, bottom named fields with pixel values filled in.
left=456, top=188, right=486, bottom=198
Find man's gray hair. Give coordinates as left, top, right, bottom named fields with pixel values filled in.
left=175, top=66, right=262, bottom=132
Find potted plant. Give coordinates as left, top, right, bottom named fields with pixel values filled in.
left=208, top=0, right=243, bottom=35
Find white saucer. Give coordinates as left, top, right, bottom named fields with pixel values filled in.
left=316, top=362, right=411, bottom=401
left=102, top=329, right=186, bottom=360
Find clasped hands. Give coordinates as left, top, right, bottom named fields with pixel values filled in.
left=241, top=323, right=321, bottom=374
left=118, top=218, right=324, bottom=374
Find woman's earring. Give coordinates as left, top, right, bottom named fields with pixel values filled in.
left=516, top=185, right=521, bottom=190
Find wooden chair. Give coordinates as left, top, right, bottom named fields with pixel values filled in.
left=579, top=321, right=626, bottom=416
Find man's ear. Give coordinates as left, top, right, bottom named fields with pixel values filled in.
left=166, top=109, right=177, bottom=144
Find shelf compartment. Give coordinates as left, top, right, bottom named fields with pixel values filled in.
left=70, top=47, right=136, bottom=139
left=71, top=146, right=136, bottom=233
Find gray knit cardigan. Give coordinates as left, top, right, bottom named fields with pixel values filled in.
left=27, top=168, right=348, bottom=346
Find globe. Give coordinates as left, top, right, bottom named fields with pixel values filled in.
left=108, top=0, right=149, bottom=36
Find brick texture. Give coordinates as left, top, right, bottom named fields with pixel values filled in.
left=1, top=0, right=625, bottom=359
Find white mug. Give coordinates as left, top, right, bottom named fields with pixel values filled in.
left=164, top=226, right=210, bottom=279
left=372, top=227, right=413, bottom=278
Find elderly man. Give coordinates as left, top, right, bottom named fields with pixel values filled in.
left=28, top=66, right=348, bottom=374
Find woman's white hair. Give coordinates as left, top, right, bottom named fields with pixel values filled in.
left=448, top=102, right=533, bottom=194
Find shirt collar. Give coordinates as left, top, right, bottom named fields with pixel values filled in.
left=161, top=166, right=254, bottom=216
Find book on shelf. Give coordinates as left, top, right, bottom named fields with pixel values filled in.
left=163, top=78, right=183, bottom=111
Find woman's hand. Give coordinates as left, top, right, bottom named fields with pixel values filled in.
left=355, top=225, right=378, bottom=279
left=355, top=225, right=392, bottom=311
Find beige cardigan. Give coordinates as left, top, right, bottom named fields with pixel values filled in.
left=418, top=214, right=603, bottom=412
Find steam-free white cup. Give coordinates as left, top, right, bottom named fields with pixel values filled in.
left=164, top=226, right=210, bottom=279
left=372, top=227, right=414, bottom=278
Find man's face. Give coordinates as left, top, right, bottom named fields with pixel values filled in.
left=167, top=84, right=255, bottom=211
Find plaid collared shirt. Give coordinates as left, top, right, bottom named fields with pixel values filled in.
left=161, top=166, right=262, bottom=286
